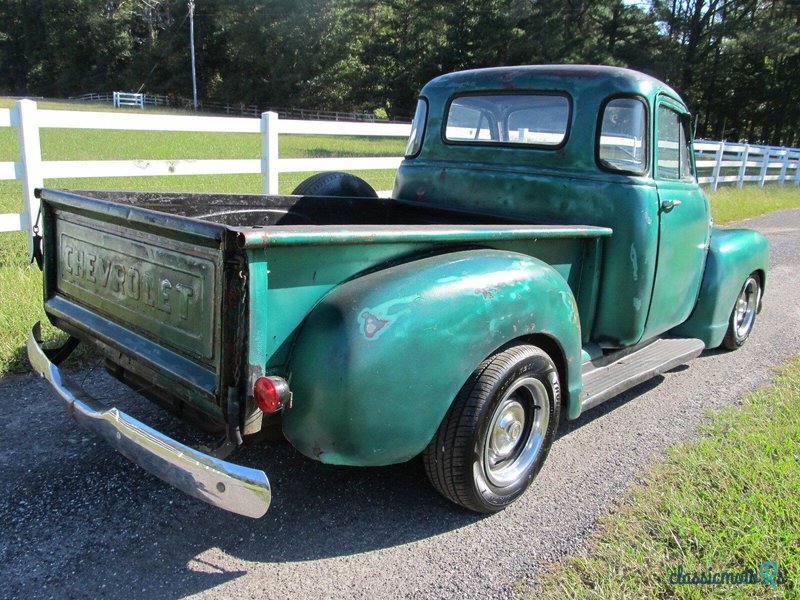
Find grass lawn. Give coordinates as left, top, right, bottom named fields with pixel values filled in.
left=533, top=356, right=800, bottom=598
left=708, top=185, right=800, bottom=225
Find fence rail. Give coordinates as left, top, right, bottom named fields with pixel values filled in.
left=694, top=141, right=800, bottom=190
left=1, top=100, right=799, bottom=240
left=70, top=91, right=407, bottom=122
left=0, top=100, right=410, bottom=237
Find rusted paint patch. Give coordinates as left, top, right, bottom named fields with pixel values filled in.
left=630, top=244, right=639, bottom=281
left=360, top=311, right=390, bottom=339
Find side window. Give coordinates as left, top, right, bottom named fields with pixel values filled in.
left=657, top=105, right=694, bottom=180
left=598, top=97, right=647, bottom=173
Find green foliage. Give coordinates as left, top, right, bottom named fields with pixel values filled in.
left=2, top=0, right=798, bottom=139
left=534, top=356, right=800, bottom=598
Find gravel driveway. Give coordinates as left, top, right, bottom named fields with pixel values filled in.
left=2, top=209, right=799, bottom=600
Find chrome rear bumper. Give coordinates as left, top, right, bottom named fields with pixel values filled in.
left=28, top=323, right=271, bottom=518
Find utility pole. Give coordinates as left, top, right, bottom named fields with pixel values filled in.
left=189, top=0, right=198, bottom=111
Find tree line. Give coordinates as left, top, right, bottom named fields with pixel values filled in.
left=1, top=0, right=798, bottom=146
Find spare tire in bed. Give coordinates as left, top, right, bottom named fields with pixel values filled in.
left=291, top=172, right=378, bottom=198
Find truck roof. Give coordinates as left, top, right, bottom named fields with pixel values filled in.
left=421, top=65, right=685, bottom=107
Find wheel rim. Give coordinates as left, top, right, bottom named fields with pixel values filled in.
left=483, top=376, right=550, bottom=488
left=734, top=277, right=759, bottom=340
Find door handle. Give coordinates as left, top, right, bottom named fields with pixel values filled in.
left=660, top=199, right=682, bottom=212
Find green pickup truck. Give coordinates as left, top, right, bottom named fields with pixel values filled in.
left=29, top=66, right=768, bottom=518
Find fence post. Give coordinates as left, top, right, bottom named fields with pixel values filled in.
left=778, top=149, right=790, bottom=185
left=795, top=152, right=800, bottom=187
left=261, top=111, right=279, bottom=195
left=736, top=144, right=750, bottom=188
left=711, top=141, right=724, bottom=192
left=16, top=100, right=44, bottom=249
left=758, top=146, right=770, bottom=188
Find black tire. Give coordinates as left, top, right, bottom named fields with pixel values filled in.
left=722, top=273, right=761, bottom=350
left=423, top=345, right=561, bottom=513
left=291, top=171, right=378, bottom=198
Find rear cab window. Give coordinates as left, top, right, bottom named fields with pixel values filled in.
left=444, top=93, right=571, bottom=148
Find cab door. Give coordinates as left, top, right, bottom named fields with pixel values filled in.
left=645, top=99, right=711, bottom=338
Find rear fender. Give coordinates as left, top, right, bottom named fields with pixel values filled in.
left=283, top=248, right=583, bottom=466
left=671, top=227, right=768, bottom=348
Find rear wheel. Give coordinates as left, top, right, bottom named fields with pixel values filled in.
left=423, top=345, right=560, bottom=513
left=722, top=274, right=761, bottom=350
left=291, top=171, right=378, bottom=198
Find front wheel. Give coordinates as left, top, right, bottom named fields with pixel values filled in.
left=722, top=274, right=761, bottom=350
left=423, top=345, right=560, bottom=513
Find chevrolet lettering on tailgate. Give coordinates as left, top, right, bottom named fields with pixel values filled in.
left=56, top=217, right=217, bottom=361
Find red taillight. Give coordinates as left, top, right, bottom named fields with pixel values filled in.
left=254, top=376, right=288, bottom=414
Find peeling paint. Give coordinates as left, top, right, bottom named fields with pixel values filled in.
left=360, top=311, right=390, bottom=339
left=630, top=244, right=639, bottom=281
left=633, top=296, right=642, bottom=311
left=475, top=287, right=496, bottom=299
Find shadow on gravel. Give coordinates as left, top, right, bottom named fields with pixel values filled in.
left=556, top=347, right=731, bottom=439
left=557, top=376, right=664, bottom=437
left=0, top=372, right=484, bottom=598
left=0, top=355, right=711, bottom=599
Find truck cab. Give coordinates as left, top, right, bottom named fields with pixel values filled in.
left=395, top=65, right=730, bottom=349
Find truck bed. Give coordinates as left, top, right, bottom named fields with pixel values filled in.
left=74, top=189, right=609, bottom=242
left=36, top=188, right=611, bottom=432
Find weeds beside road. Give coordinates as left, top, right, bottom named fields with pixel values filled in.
left=535, top=356, right=800, bottom=598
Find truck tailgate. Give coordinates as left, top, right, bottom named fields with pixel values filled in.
left=38, top=188, right=241, bottom=415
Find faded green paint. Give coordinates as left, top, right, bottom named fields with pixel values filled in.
left=243, top=236, right=606, bottom=372
left=282, top=249, right=582, bottom=466
left=671, top=228, right=769, bottom=347
left=245, top=234, right=602, bottom=399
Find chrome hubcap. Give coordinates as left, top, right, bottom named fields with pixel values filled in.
left=490, top=401, right=525, bottom=459
left=734, top=277, right=758, bottom=340
left=484, top=376, right=550, bottom=488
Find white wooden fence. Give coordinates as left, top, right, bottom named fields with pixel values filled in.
left=112, top=91, right=145, bottom=109
left=1, top=99, right=799, bottom=238
left=695, top=141, right=800, bottom=191
left=0, top=99, right=410, bottom=235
